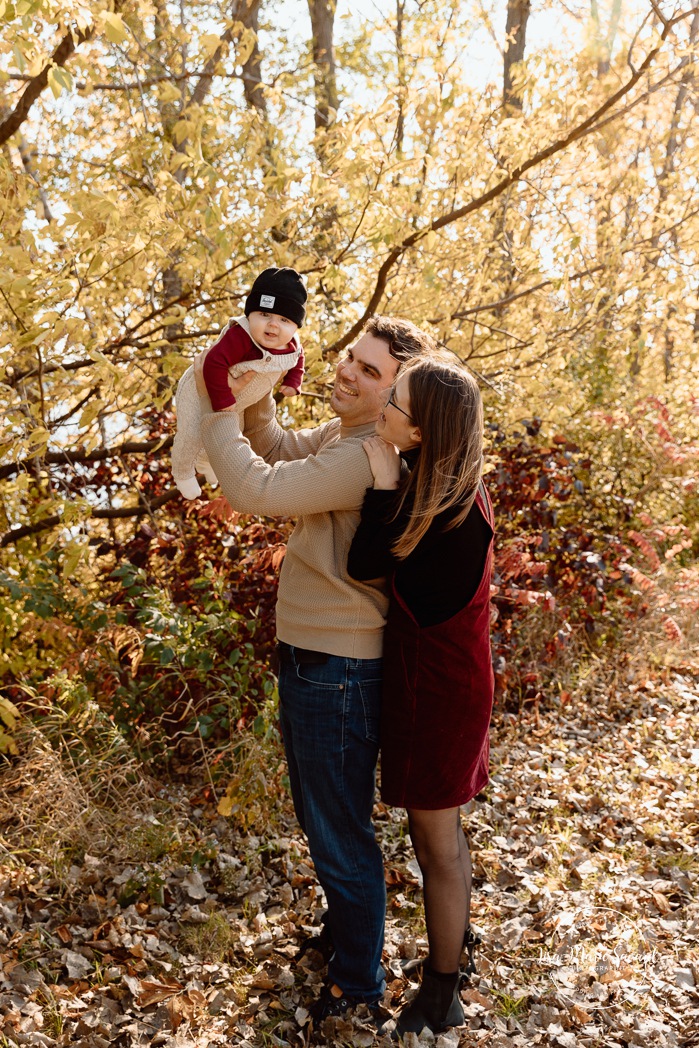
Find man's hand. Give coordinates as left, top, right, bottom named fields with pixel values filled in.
left=228, top=370, right=257, bottom=398
left=362, top=435, right=401, bottom=490
left=221, top=368, right=257, bottom=410
left=194, top=350, right=257, bottom=405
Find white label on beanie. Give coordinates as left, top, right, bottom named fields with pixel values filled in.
left=260, top=294, right=275, bottom=308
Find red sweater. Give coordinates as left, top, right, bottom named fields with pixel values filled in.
left=202, top=322, right=304, bottom=410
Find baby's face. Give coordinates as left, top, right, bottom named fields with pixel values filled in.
left=248, top=311, right=298, bottom=350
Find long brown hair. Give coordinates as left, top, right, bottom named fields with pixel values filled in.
left=392, top=355, right=484, bottom=559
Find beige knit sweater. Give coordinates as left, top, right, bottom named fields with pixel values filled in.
left=200, top=393, right=388, bottom=658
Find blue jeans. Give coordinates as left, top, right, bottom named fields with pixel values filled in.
left=277, top=644, right=386, bottom=1001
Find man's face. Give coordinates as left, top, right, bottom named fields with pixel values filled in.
left=330, top=333, right=399, bottom=426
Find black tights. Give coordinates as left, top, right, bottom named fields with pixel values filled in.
left=407, top=806, right=472, bottom=974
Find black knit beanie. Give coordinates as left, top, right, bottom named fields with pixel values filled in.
left=244, top=267, right=307, bottom=327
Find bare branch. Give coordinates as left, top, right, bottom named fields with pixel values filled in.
left=332, top=163, right=385, bottom=267
left=0, top=490, right=180, bottom=548
left=0, top=4, right=124, bottom=146
left=427, top=203, right=699, bottom=323
left=0, top=287, right=28, bottom=333
left=323, top=10, right=691, bottom=356
left=50, top=386, right=102, bottom=427
left=649, top=0, right=671, bottom=29
left=457, top=317, right=530, bottom=344
left=0, top=436, right=174, bottom=482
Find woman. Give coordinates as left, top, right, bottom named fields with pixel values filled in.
left=347, top=354, right=494, bottom=1038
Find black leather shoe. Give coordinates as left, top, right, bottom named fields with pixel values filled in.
left=310, top=983, right=355, bottom=1021
left=394, top=970, right=464, bottom=1039
left=309, top=983, right=389, bottom=1029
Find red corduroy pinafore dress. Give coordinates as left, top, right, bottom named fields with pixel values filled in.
left=379, top=485, right=495, bottom=810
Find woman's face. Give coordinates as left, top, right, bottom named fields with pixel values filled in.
left=375, top=372, right=421, bottom=451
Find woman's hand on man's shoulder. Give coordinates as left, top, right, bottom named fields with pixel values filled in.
left=361, top=435, right=401, bottom=490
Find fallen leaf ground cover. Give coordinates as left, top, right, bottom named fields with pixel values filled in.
left=1, top=664, right=698, bottom=1048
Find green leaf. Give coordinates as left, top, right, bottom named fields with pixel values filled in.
left=47, top=66, right=63, bottom=99
left=0, top=697, right=19, bottom=732
left=62, top=542, right=85, bottom=579
left=0, top=728, right=18, bottom=756
left=103, top=11, right=127, bottom=44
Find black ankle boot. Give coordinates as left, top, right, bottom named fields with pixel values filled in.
left=394, top=969, right=464, bottom=1039
left=401, top=925, right=481, bottom=978
left=462, top=926, right=482, bottom=978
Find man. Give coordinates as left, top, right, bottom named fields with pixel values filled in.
left=200, top=315, right=436, bottom=1020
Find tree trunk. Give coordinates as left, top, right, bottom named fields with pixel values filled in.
left=493, top=1, right=531, bottom=308
left=648, top=8, right=699, bottom=379
left=152, top=0, right=275, bottom=397
left=658, top=8, right=699, bottom=195
left=590, top=0, right=622, bottom=77
left=308, top=0, right=338, bottom=132
left=664, top=306, right=676, bottom=381
left=238, top=0, right=267, bottom=115
left=395, top=0, right=406, bottom=158
left=503, top=0, right=531, bottom=110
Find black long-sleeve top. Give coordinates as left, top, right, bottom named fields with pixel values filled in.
left=347, top=477, right=492, bottom=629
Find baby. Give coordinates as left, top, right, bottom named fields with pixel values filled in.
left=171, top=266, right=306, bottom=499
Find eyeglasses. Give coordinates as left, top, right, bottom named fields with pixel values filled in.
left=386, top=387, right=413, bottom=421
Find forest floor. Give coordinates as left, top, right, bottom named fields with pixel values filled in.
left=1, top=660, right=698, bottom=1048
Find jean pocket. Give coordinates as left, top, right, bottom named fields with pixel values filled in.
left=294, top=659, right=345, bottom=690
left=358, top=677, right=382, bottom=744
